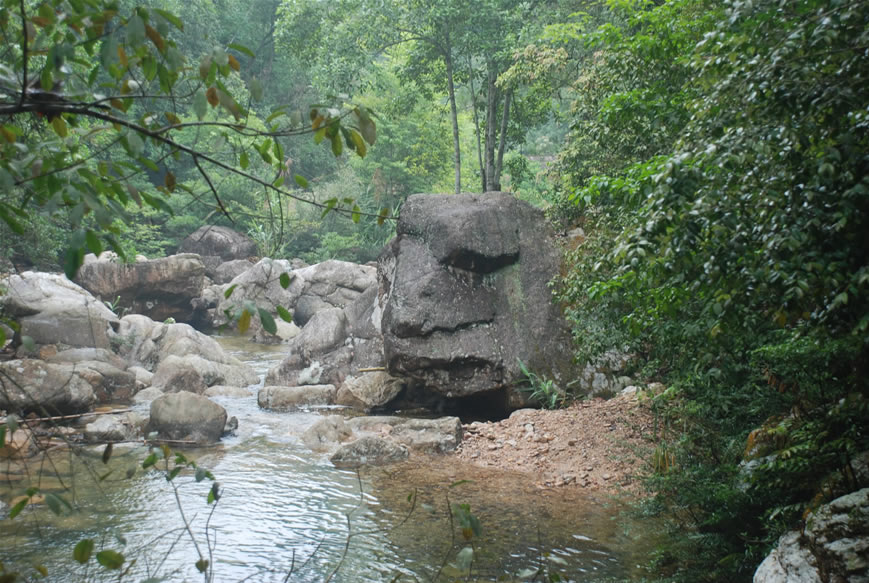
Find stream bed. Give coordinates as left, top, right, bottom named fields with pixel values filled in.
left=1, top=337, right=650, bottom=582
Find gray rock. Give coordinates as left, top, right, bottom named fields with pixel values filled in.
left=0, top=272, right=118, bottom=350
left=302, top=416, right=353, bottom=452
left=346, top=416, right=462, bottom=454
left=329, top=436, right=409, bottom=469
left=0, top=359, right=96, bottom=414
left=379, top=193, right=577, bottom=407
left=754, top=532, right=822, bottom=583
left=112, top=318, right=257, bottom=387
left=147, top=391, right=227, bottom=444
left=132, top=386, right=164, bottom=403
left=150, top=359, right=208, bottom=394
left=128, top=365, right=154, bottom=388
left=337, top=372, right=405, bottom=411
left=389, top=417, right=463, bottom=454
left=292, top=308, right=348, bottom=360
left=84, top=413, right=144, bottom=442
left=754, top=488, right=869, bottom=583
left=66, top=360, right=137, bottom=403
left=257, top=385, right=336, bottom=410
left=213, top=258, right=375, bottom=341
left=75, top=254, right=207, bottom=324
left=177, top=226, right=258, bottom=261
left=213, top=259, right=254, bottom=284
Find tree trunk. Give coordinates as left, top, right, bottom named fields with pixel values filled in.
left=445, top=49, right=461, bottom=194
left=484, top=60, right=498, bottom=192
left=493, top=88, right=512, bottom=191
left=468, top=58, right=485, bottom=193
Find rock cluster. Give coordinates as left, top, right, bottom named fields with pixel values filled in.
left=754, top=487, right=869, bottom=583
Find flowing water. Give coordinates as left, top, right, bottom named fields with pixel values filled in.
left=1, top=337, right=650, bottom=582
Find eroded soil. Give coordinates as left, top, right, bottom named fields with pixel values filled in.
left=455, top=391, right=661, bottom=497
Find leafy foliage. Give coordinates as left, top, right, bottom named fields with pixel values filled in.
left=552, top=0, right=869, bottom=580
left=0, top=0, right=378, bottom=276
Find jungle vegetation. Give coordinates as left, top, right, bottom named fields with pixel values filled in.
left=1, top=0, right=867, bottom=581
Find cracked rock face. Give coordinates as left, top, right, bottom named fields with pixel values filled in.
left=378, top=192, right=576, bottom=401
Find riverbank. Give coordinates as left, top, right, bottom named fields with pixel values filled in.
left=455, top=390, right=659, bottom=497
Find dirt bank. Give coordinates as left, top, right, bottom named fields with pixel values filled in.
left=455, top=391, right=660, bottom=497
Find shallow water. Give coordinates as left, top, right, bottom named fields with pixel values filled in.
left=1, top=336, right=649, bottom=582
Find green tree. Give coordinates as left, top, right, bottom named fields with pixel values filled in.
left=0, top=0, right=378, bottom=277
left=555, top=0, right=869, bottom=579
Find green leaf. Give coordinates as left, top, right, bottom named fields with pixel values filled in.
left=96, top=550, right=124, bottom=570
left=294, top=174, right=308, bottom=188
left=40, top=66, right=53, bottom=91
left=276, top=306, right=293, bottom=323
left=142, top=452, right=158, bottom=469
left=51, top=116, right=68, bottom=138
left=207, top=482, right=220, bottom=504
left=64, top=245, right=85, bottom=279
left=249, top=77, right=263, bottom=102
left=194, top=467, right=207, bottom=482
left=126, top=132, right=144, bottom=157
left=166, top=466, right=182, bottom=481
left=193, top=90, right=208, bottom=120
left=352, top=204, right=361, bottom=224
left=238, top=309, right=251, bottom=334
left=224, top=284, right=237, bottom=299
left=258, top=308, right=277, bottom=335
left=74, top=539, right=95, bottom=564
left=86, top=231, right=103, bottom=256
left=154, top=9, right=183, bottom=30
left=330, top=132, right=343, bottom=157
left=239, top=151, right=249, bottom=170
left=357, top=115, right=376, bottom=145
left=127, top=14, right=146, bottom=46
left=228, top=42, right=254, bottom=58
left=195, top=559, right=209, bottom=573
left=279, top=272, right=291, bottom=289
left=8, top=498, right=28, bottom=519
left=377, top=207, right=389, bottom=226
left=44, top=493, right=67, bottom=516
left=348, top=128, right=367, bottom=158
left=321, top=197, right=337, bottom=218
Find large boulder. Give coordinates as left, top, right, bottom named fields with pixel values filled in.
left=213, top=258, right=376, bottom=341
left=0, top=359, right=96, bottom=414
left=75, top=253, right=206, bottom=324
left=110, top=317, right=258, bottom=387
left=379, top=193, right=576, bottom=407
left=147, top=391, right=228, bottom=444
left=0, top=272, right=119, bottom=350
left=754, top=488, right=869, bottom=583
left=264, top=284, right=386, bottom=390
left=177, top=226, right=258, bottom=261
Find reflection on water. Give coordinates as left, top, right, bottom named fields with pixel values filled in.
left=1, top=335, right=649, bottom=582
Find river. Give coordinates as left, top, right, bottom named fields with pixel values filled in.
left=0, top=336, right=649, bottom=582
